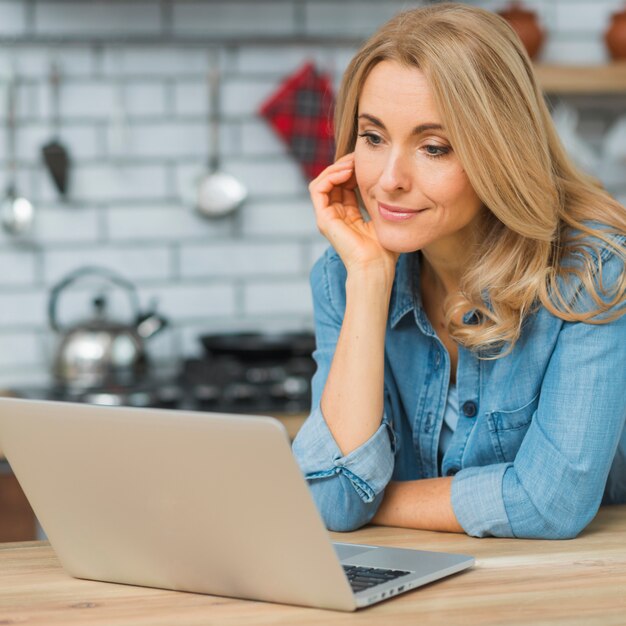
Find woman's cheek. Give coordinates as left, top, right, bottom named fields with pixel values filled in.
left=412, top=163, right=459, bottom=207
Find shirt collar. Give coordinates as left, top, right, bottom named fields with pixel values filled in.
left=389, top=252, right=479, bottom=330
left=389, top=252, right=420, bottom=329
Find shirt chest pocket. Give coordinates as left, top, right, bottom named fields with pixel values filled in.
left=486, top=393, right=540, bottom=463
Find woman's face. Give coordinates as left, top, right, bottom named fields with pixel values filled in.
left=354, top=60, right=483, bottom=257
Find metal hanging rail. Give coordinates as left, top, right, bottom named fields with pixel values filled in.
left=0, top=35, right=366, bottom=47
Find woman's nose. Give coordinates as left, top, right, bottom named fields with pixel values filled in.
left=378, top=151, right=412, bottom=193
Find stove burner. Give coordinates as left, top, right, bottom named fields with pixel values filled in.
left=245, top=365, right=286, bottom=384
left=270, top=376, right=309, bottom=399
left=224, top=382, right=258, bottom=403
left=193, top=383, right=221, bottom=403
left=179, top=351, right=315, bottom=413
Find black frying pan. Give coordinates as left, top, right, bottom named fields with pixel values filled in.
left=199, top=332, right=315, bottom=362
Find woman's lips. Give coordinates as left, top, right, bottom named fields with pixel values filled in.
left=377, top=202, right=425, bottom=222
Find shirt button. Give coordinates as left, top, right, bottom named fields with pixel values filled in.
left=462, top=401, right=477, bottom=417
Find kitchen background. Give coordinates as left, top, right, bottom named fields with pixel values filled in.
left=0, top=0, right=625, bottom=390
left=1, top=0, right=626, bottom=541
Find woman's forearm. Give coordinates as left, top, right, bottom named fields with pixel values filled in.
left=372, top=478, right=464, bottom=533
left=320, top=268, right=393, bottom=456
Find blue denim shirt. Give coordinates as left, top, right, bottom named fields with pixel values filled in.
left=292, top=236, right=626, bottom=539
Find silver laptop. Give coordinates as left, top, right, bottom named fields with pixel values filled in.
left=0, top=397, right=473, bottom=611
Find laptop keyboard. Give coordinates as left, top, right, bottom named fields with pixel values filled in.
left=342, top=565, right=411, bottom=593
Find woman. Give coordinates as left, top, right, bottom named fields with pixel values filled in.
left=292, top=3, right=626, bottom=539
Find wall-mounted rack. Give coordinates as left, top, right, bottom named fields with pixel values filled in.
left=534, top=63, right=626, bottom=94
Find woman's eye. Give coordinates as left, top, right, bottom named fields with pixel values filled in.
left=424, top=144, right=450, bottom=158
left=357, top=132, right=382, bottom=147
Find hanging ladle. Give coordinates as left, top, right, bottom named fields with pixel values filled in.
left=196, top=53, right=247, bottom=218
left=1, top=66, right=34, bottom=236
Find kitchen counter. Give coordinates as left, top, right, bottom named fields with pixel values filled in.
left=1, top=505, right=625, bottom=625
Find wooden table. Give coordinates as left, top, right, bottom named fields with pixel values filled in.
left=1, top=506, right=625, bottom=625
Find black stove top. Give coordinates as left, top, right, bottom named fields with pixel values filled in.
left=14, top=352, right=315, bottom=416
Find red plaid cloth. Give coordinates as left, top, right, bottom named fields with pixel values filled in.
left=259, top=62, right=335, bottom=180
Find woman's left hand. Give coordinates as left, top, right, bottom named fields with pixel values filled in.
left=309, top=152, right=399, bottom=281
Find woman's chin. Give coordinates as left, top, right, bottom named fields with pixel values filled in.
left=374, top=228, right=427, bottom=255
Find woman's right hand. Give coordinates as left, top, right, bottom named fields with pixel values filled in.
left=309, top=152, right=398, bottom=280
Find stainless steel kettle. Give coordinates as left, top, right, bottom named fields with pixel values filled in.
left=48, top=266, right=167, bottom=390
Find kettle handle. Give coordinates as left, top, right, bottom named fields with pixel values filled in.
left=48, top=265, right=142, bottom=332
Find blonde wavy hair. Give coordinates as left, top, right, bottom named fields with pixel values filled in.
left=334, top=2, right=626, bottom=355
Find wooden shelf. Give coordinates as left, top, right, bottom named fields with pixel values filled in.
left=534, top=62, right=626, bottom=94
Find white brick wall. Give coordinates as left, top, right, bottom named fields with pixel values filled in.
left=0, top=1, right=27, bottom=37
left=226, top=158, right=305, bottom=196
left=0, top=0, right=623, bottom=386
left=304, top=2, right=422, bottom=37
left=542, top=37, right=608, bottom=65
left=43, top=245, right=173, bottom=284
left=33, top=207, right=100, bottom=244
left=0, top=291, right=47, bottom=327
left=180, top=241, right=303, bottom=278
left=241, top=198, right=320, bottom=237
left=101, top=47, right=210, bottom=77
left=173, top=82, right=208, bottom=117
left=40, top=81, right=117, bottom=119
left=147, top=282, right=237, bottom=319
left=0, top=250, right=38, bottom=285
left=172, top=2, right=296, bottom=37
left=244, top=279, right=312, bottom=316
left=555, top=1, right=623, bottom=33
left=124, top=82, right=168, bottom=117
left=240, top=120, right=286, bottom=157
left=105, top=121, right=208, bottom=159
left=107, top=205, right=234, bottom=242
left=221, top=76, right=281, bottom=117
left=33, top=2, right=163, bottom=37
left=236, top=46, right=336, bottom=75
left=15, top=47, right=95, bottom=78
left=57, top=164, right=169, bottom=203
left=0, top=332, right=41, bottom=367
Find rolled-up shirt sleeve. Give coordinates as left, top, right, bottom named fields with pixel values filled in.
left=292, top=248, right=396, bottom=531
left=452, top=244, right=626, bottom=539
left=451, top=463, right=514, bottom=537
left=293, top=405, right=395, bottom=531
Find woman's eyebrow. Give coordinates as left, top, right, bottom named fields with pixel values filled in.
left=358, top=113, right=444, bottom=135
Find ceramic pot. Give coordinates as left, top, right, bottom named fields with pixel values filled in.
left=498, top=1, right=545, bottom=60
left=605, top=6, right=626, bottom=60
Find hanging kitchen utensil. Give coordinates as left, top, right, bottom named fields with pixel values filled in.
left=259, top=61, right=335, bottom=181
left=41, top=60, right=71, bottom=197
left=1, top=65, right=35, bottom=236
left=196, top=53, right=247, bottom=218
